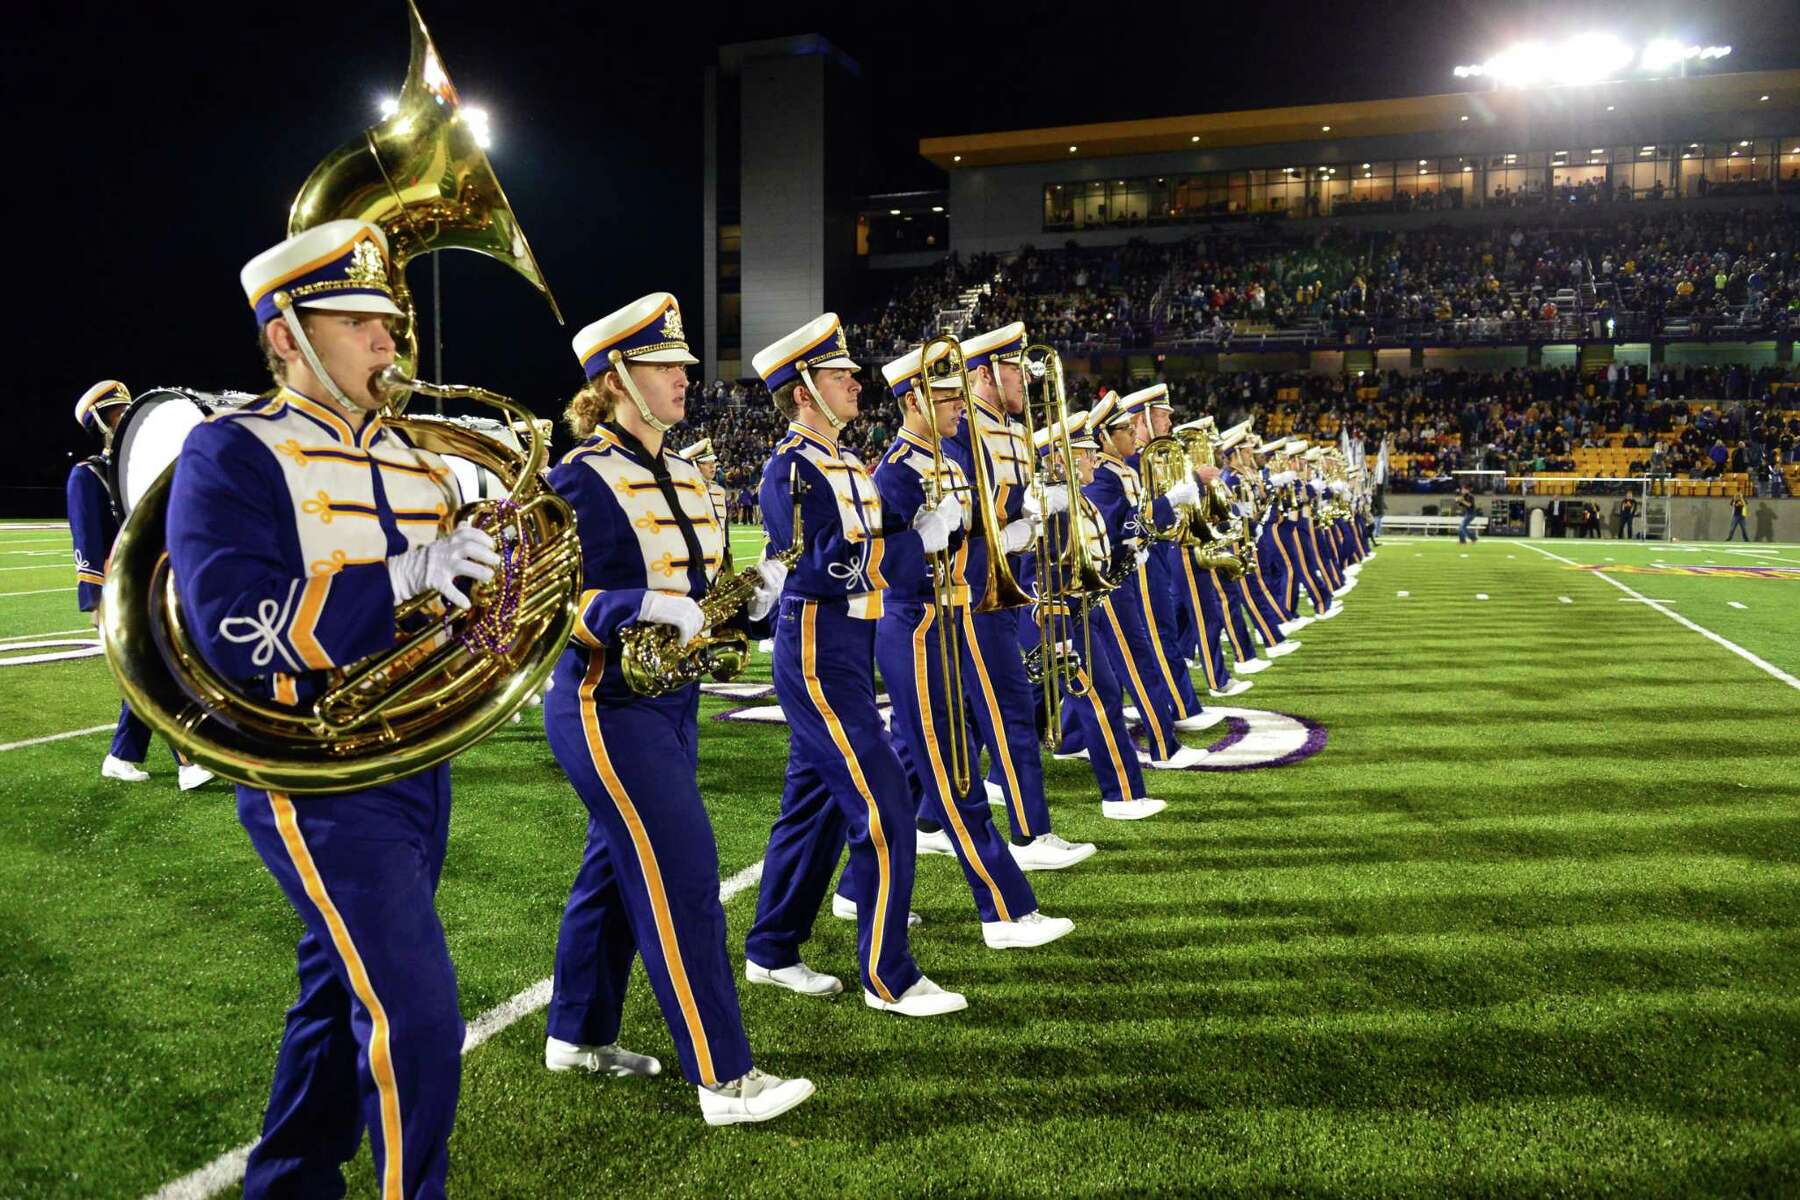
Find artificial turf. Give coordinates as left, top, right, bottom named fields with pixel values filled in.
left=1, top=520, right=1797, bottom=1197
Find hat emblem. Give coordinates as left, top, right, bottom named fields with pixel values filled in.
left=347, top=239, right=389, bottom=288
left=660, top=304, right=685, bottom=341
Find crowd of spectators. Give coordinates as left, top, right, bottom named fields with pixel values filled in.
left=836, top=206, right=1800, bottom=357
left=671, top=363, right=1799, bottom=516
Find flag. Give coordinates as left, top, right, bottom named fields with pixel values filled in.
left=1375, top=436, right=1390, bottom=485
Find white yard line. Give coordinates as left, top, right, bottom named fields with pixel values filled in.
left=0, top=564, right=75, bottom=572
left=0, top=587, right=75, bottom=598
left=147, top=859, right=768, bottom=1200
left=0, top=724, right=114, bottom=753
left=1519, top=541, right=1800, bottom=692
left=0, top=626, right=93, bottom=642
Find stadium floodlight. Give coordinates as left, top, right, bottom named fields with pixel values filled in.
left=463, top=106, right=493, bottom=150
left=1455, top=36, right=1728, bottom=86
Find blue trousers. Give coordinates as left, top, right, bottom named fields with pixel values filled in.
left=1258, top=524, right=1299, bottom=621
left=237, top=767, right=460, bottom=1200
left=1094, top=582, right=1180, bottom=763
left=109, top=700, right=184, bottom=765
left=878, top=601, right=1037, bottom=923
left=1307, top=518, right=1344, bottom=591
left=544, top=666, right=753, bottom=1087
left=1139, top=544, right=1202, bottom=719
left=1458, top=512, right=1477, bottom=543
left=964, top=605, right=1054, bottom=842
left=1178, top=550, right=1233, bottom=693
left=1047, top=605, right=1147, bottom=804
left=1280, top=520, right=1333, bottom=615
left=747, top=599, right=921, bottom=1002
left=1217, top=568, right=1258, bottom=663
left=1231, top=569, right=1288, bottom=649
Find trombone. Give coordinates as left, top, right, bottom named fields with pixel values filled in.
left=915, top=335, right=977, bottom=796
left=1020, top=345, right=1101, bottom=743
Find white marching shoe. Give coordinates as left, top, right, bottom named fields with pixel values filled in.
left=916, top=827, right=956, bottom=857
left=1265, top=640, right=1301, bottom=658
left=178, top=763, right=215, bottom=791
left=101, top=755, right=150, bottom=782
left=983, top=779, right=1007, bottom=807
left=1314, top=605, right=1342, bottom=620
left=1122, top=705, right=1144, bottom=724
left=1173, top=709, right=1227, bottom=732
left=864, top=975, right=967, bottom=1017
left=1208, top=679, right=1253, bottom=699
left=830, top=894, right=921, bottom=927
left=757, top=638, right=775, bottom=652
left=1235, top=658, right=1272, bottom=675
left=745, top=959, right=843, bottom=997
left=1103, top=796, right=1168, bottom=820
left=699, top=1068, right=815, bottom=1127
left=982, top=910, right=1074, bottom=949
left=1280, top=618, right=1313, bottom=634
left=1009, top=832, right=1096, bottom=871
left=545, top=1037, right=663, bottom=1077
left=1148, top=745, right=1209, bottom=770
left=1051, top=747, right=1090, bottom=761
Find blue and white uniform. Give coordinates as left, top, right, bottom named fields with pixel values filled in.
left=744, top=316, right=930, bottom=1003
left=171, top=220, right=465, bottom=1200
left=544, top=295, right=762, bottom=1085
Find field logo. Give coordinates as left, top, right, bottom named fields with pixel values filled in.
left=0, top=638, right=103, bottom=668
left=704, top=685, right=1326, bottom=771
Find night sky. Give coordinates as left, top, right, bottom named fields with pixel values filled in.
left=9, top=0, right=1798, bottom=512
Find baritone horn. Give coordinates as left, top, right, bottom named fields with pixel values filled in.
left=100, top=1, right=579, bottom=792
left=916, top=335, right=979, bottom=794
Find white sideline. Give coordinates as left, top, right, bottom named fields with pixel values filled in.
left=0, top=586, right=75, bottom=598
left=1519, top=542, right=1800, bottom=693
left=0, top=724, right=114, bottom=753
left=147, top=860, right=767, bottom=1199
left=0, top=626, right=93, bottom=642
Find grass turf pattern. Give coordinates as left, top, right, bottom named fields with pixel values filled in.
left=2, top=520, right=1797, bottom=1196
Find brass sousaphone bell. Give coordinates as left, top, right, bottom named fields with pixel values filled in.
left=101, top=1, right=578, bottom=793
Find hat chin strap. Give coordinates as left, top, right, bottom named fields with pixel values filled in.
left=799, top=365, right=844, bottom=432
left=608, top=351, right=673, bottom=434
left=273, top=295, right=361, bottom=417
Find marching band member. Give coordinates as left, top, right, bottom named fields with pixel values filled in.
left=938, top=322, right=1093, bottom=871
left=1037, top=415, right=1167, bottom=819
left=70, top=381, right=211, bottom=789
left=1271, top=442, right=1335, bottom=622
left=872, top=346, right=1075, bottom=946
left=1086, top=395, right=1209, bottom=770
left=1248, top=439, right=1309, bottom=634
left=743, top=314, right=968, bottom=1018
left=1296, top=450, right=1346, bottom=613
left=1220, top=438, right=1299, bottom=664
left=678, top=437, right=732, bottom=568
left=542, top=293, right=813, bottom=1126
left=1122, top=385, right=1211, bottom=719
left=169, top=220, right=496, bottom=1197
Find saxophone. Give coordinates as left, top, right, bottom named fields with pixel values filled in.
left=618, top=471, right=806, bottom=697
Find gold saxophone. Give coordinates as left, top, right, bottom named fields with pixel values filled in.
left=618, top=469, right=806, bottom=697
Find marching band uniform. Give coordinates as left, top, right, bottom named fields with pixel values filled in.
left=169, top=221, right=486, bottom=1199
left=939, top=323, right=1075, bottom=862
left=744, top=314, right=967, bottom=1018
left=542, top=294, right=812, bottom=1126
left=677, top=436, right=732, bottom=569
left=69, top=381, right=203, bottom=785
left=1121, top=385, right=1208, bottom=721
left=1034, top=418, right=1165, bottom=819
left=870, top=348, right=1074, bottom=946
left=1085, top=396, right=1208, bottom=770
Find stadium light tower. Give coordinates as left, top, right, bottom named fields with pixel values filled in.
left=1454, top=36, right=1731, bottom=86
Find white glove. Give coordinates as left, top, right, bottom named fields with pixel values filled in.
left=1135, top=544, right=1152, bottom=569
left=746, top=558, right=787, bottom=622
left=1001, top=516, right=1037, bottom=555
left=639, top=591, right=705, bottom=645
left=913, top=504, right=952, bottom=554
left=1166, top=479, right=1201, bottom=509
left=1023, top=483, right=1070, bottom=520
left=387, top=524, right=500, bottom=611
left=933, top=492, right=965, bottom=532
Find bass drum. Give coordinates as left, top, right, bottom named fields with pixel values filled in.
left=109, top=387, right=259, bottom=519
left=401, top=413, right=529, bottom=501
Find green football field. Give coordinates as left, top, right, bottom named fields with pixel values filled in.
left=2, top=519, right=1798, bottom=1197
